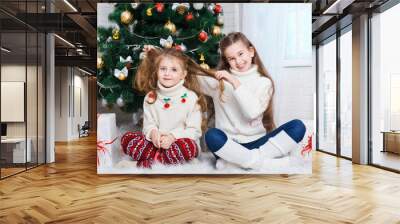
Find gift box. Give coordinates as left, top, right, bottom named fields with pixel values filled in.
left=97, top=113, right=120, bottom=169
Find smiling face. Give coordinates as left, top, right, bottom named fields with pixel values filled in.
left=223, top=40, right=255, bottom=72
left=157, top=56, right=187, bottom=88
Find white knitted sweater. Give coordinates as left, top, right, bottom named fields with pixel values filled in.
left=142, top=80, right=202, bottom=143
left=197, top=65, right=273, bottom=143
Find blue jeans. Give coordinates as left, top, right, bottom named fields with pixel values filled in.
left=205, top=119, right=306, bottom=158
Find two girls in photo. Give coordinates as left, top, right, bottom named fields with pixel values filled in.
left=121, top=32, right=306, bottom=170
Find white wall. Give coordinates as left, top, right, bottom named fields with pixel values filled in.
left=1, top=65, right=27, bottom=140
left=55, top=67, right=89, bottom=141
left=1, top=64, right=46, bottom=163
left=55, top=67, right=67, bottom=141
left=1, top=65, right=40, bottom=137
left=73, top=73, right=89, bottom=138
left=220, top=3, right=240, bottom=34
left=97, top=3, right=114, bottom=28
left=239, top=4, right=315, bottom=126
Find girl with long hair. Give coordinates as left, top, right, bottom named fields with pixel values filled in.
left=196, top=32, right=307, bottom=170
left=120, top=48, right=210, bottom=168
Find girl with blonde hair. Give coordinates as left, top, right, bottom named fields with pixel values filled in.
left=120, top=48, right=212, bottom=168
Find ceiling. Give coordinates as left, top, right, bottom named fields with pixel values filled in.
left=0, top=0, right=97, bottom=73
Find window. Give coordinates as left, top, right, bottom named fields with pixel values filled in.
left=339, top=29, right=352, bottom=158
left=318, top=37, right=337, bottom=154
left=370, top=3, right=400, bottom=171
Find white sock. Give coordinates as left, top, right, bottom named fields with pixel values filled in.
left=257, top=141, right=284, bottom=158
left=214, top=139, right=259, bottom=169
left=260, top=131, right=299, bottom=157
left=214, top=133, right=300, bottom=170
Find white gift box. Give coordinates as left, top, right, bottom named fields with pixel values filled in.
left=97, top=113, right=120, bottom=169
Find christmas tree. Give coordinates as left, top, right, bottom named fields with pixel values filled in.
left=97, top=3, right=224, bottom=112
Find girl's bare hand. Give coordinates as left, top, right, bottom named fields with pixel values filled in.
left=150, top=129, right=161, bottom=148
left=214, top=70, right=231, bottom=81
left=160, top=134, right=175, bottom=149
left=143, top=45, right=156, bottom=53
left=215, top=70, right=241, bottom=89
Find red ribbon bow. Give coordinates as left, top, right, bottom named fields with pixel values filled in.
left=97, top=137, right=117, bottom=166
left=301, top=135, right=313, bottom=156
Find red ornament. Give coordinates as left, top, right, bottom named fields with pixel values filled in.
left=174, top=44, right=182, bottom=51
left=164, top=103, right=170, bottom=109
left=198, top=31, right=208, bottom=42
left=214, top=4, right=223, bottom=14
left=126, top=63, right=132, bottom=69
left=181, top=98, right=186, bottom=103
left=185, top=12, right=194, bottom=21
left=155, top=3, right=164, bottom=13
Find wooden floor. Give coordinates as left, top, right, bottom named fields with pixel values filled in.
left=1, top=135, right=400, bottom=223
left=373, top=150, right=400, bottom=171
left=1, top=167, right=26, bottom=178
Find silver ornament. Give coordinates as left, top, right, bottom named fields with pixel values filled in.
left=132, top=108, right=143, bottom=125
left=193, top=3, right=204, bottom=10
left=131, top=3, right=139, bottom=9
left=208, top=3, right=215, bottom=13
left=116, top=97, right=125, bottom=107
left=217, top=15, right=224, bottom=25
left=101, top=98, right=108, bottom=107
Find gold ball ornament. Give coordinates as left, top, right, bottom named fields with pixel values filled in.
left=212, top=25, right=222, bottom=36
left=164, top=20, right=176, bottom=34
left=120, top=10, right=133, bottom=25
left=200, top=62, right=210, bottom=70
left=97, top=57, right=104, bottom=69
left=176, top=5, right=187, bottom=15
left=118, top=72, right=127, bottom=81
left=146, top=8, right=152, bottom=16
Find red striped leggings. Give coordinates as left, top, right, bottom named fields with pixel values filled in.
left=121, top=131, right=198, bottom=168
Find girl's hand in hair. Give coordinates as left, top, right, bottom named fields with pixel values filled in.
left=215, top=70, right=241, bottom=89
left=143, top=45, right=156, bottom=53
